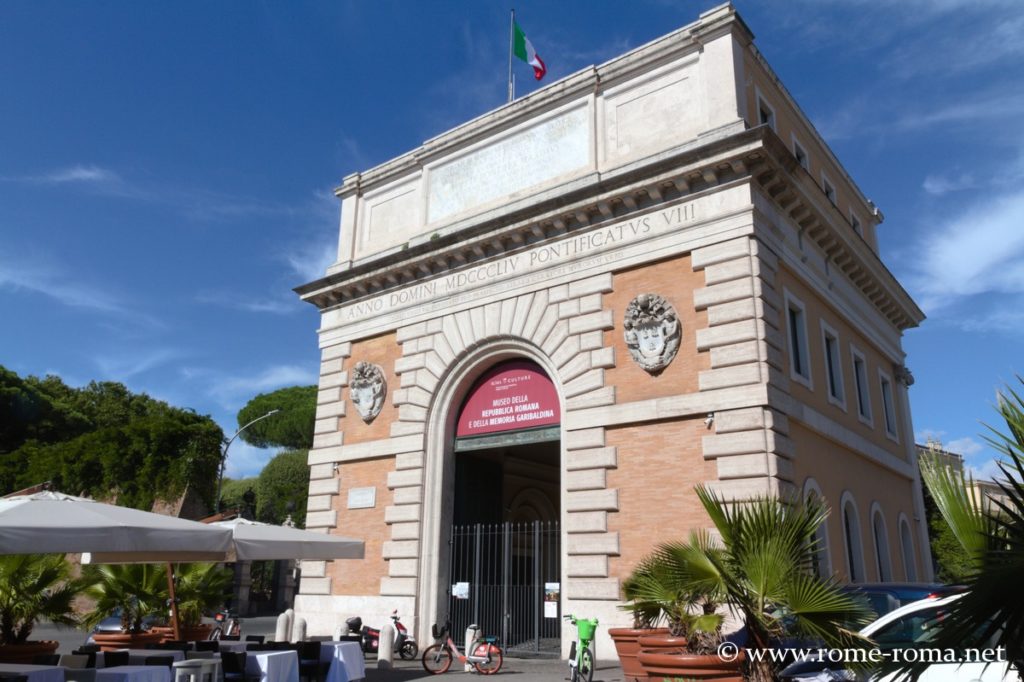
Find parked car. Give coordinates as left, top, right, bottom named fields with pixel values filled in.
left=83, top=609, right=158, bottom=645
left=781, top=593, right=1015, bottom=681
left=840, top=582, right=965, bottom=620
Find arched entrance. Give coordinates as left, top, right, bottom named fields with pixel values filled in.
left=427, top=356, right=563, bottom=656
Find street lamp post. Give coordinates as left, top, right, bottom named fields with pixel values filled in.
left=215, top=409, right=280, bottom=512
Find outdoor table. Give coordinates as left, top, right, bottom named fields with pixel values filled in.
left=95, top=651, right=185, bottom=667
left=245, top=650, right=298, bottom=682
left=320, top=642, right=365, bottom=682
left=0, top=663, right=65, bottom=682
left=94, top=665, right=171, bottom=682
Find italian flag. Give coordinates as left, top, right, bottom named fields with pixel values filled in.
left=513, top=21, right=546, bottom=81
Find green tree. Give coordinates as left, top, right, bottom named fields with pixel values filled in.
left=256, top=450, right=309, bottom=527
left=0, top=366, right=224, bottom=509
left=220, top=477, right=259, bottom=515
left=236, top=386, right=316, bottom=450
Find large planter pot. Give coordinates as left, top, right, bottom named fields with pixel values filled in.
left=609, top=628, right=669, bottom=682
left=151, top=624, right=214, bottom=642
left=0, top=640, right=59, bottom=664
left=92, top=631, right=164, bottom=652
left=637, top=648, right=745, bottom=682
left=637, top=632, right=688, bottom=653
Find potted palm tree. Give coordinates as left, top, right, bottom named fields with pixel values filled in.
left=631, top=532, right=731, bottom=681
left=611, top=571, right=667, bottom=682
left=150, top=563, right=233, bottom=642
left=81, top=563, right=165, bottom=651
left=698, top=487, right=872, bottom=682
left=0, top=554, right=81, bottom=663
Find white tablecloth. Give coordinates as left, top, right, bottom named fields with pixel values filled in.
left=245, top=650, right=298, bottom=682
left=0, top=663, right=65, bottom=682
left=94, top=665, right=171, bottom=682
left=321, top=642, right=365, bottom=682
left=95, top=651, right=185, bottom=667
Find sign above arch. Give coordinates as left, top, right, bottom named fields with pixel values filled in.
left=456, top=359, right=560, bottom=439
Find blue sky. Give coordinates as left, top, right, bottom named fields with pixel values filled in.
left=1, top=1, right=1021, bottom=479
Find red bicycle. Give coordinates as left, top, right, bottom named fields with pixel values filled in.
left=421, top=621, right=503, bottom=675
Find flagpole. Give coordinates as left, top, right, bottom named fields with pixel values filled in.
left=508, top=9, right=515, bottom=103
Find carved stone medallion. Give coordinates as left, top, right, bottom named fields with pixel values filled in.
left=623, top=293, right=681, bottom=373
left=349, top=361, right=387, bottom=423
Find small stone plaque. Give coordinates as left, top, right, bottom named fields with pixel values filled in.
left=347, top=487, right=376, bottom=509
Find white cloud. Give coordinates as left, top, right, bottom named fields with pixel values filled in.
left=0, top=254, right=128, bottom=314
left=945, top=436, right=985, bottom=458
left=196, top=291, right=301, bottom=315
left=907, top=190, right=1024, bottom=313
left=93, top=348, right=182, bottom=381
left=222, top=438, right=278, bottom=479
left=285, top=235, right=337, bottom=284
left=41, top=164, right=122, bottom=185
left=922, top=172, right=977, bottom=196
left=204, top=364, right=318, bottom=410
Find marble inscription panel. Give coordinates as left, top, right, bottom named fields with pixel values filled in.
left=427, top=107, right=589, bottom=224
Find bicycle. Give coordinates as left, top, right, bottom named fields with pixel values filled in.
left=209, top=609, right=241, bottom=639
left=421, top=621, right=503, bottom=675
left=564, top=614, right=598, bottom=682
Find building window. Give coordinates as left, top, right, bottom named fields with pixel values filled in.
left=880, top=371, right=898, bottom=439
left=851, top=345, right=872, bottom=425
left=872, top=505, right=892, bottom=582
left=821, top=321, right=845, bottom=409
left=842, top=494, right=865, bottom=583
left=784, top=290, right=812, bottom=388
left=792, top=136, right=808, bottom=171
left=850, top=212, right=862, bottom=236
left=804, top=479, right=831, bottom=579
left=757, top=91, right=776, bottom=131
left=899, top=515, right=917, bottom=581
left=822, top=174, right=836, bottom=205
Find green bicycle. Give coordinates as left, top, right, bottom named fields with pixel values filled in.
left=564, top=614, right=597, bottom=682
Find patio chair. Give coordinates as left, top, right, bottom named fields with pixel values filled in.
left=219, top=635, right=240, bottom=641
left=59, top=655, right=90, bottom=669
left=70, top=649, right=97, bottom=668
left=244, top=635, right=264, bottom=644
left=76, top=644, right=101, bottom=654
left=102, top=650, right=129, bottom=668
left=297, top=641, right=321, bottom=682
left=144, top=656, right=175, bottom=668
left=32, top=654, right=60, bottom=665
left=172, top=660, right=206, bottom=682
left=194, top=641, right=219, bottom=652
left=186, top=652, right=216, bottom=660
left=220, top=651, right=256, bottom=682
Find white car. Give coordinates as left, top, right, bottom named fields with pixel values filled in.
left=782, top=593, right=1015, bottom=681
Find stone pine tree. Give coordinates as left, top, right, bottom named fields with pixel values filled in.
left=232, top=386, right=316, bottom=526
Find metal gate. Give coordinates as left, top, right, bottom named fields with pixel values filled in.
left=447, top=521, right=560, bottom=657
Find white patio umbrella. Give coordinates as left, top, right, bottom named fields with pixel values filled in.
left=0, top=490, right=235, bottom=640
left=88, top=516, right=365, bottom=561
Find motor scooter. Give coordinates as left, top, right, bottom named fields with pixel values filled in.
left=345, top=611, right=418, bottom=660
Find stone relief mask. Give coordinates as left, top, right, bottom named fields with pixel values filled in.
left=623, top=293, right=681, bottom=373
left=349, top=361, right=387, bottom=423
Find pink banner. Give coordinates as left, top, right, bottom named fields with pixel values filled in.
left=456, top=360, right=560, bottom=437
